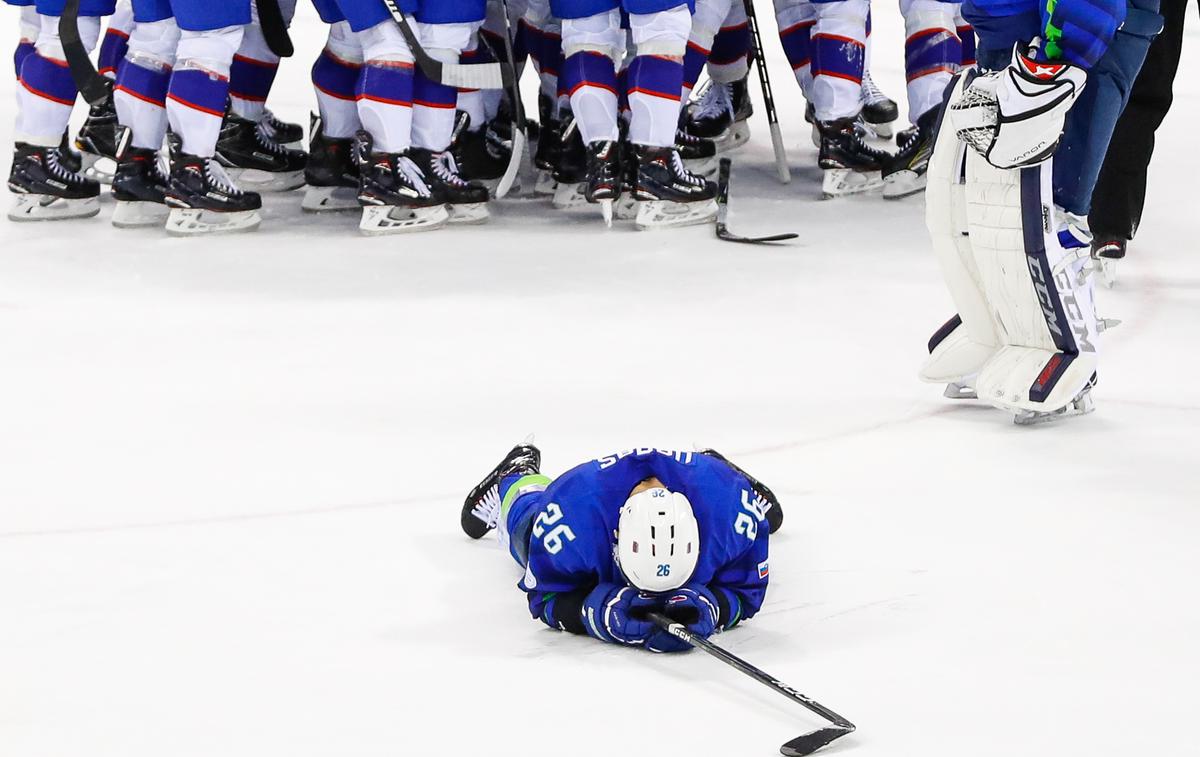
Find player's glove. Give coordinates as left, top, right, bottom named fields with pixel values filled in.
left=644, top=585, right=720, bottom=653
left=581, top=584, right=658, bottom=646
left=949, top=40, right=1087, bottom=169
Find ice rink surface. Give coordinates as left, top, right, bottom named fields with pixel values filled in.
left=3, top=7, right=1199, bottom=757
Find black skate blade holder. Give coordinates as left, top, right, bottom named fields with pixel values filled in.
left=715, top=159, right=800, bottom=245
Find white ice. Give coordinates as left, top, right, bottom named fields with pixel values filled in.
left=2, top=8, right=1199, bottom=757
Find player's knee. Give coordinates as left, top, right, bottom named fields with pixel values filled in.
left=325, top=21, right=363, bottom=65
left=416, top=21, right=479, bottom=62
left=175, top=25, right=244, bottom=75
left=36, top=13, right=101, bottom=57
left=691, top=0, right=733, bottom=46
left=358, top=19, right=415, bottom=65
left=127, top=18, right=181, bottom=68
left=629, top=6, right=692, bottom=58
left=561, top=9, right=623, bottom=59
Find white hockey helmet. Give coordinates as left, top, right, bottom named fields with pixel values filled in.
left=616, top=487, right=700, bottom=593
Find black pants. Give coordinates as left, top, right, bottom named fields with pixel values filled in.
left=1089, top=0, right=1194, bottom=240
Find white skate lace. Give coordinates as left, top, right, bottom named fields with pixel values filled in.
left=861, top=73, right=889, bottom=106
left=669, top=149, right=705, bottom=187
left=205, top=159, right=245, bottom=197
left=694, top=80, right=733, bottom=121
left=432, top=152, right=469, bottom=188
left=396, top=155, right=433, bottom=197
left=44, top=149, right=83, bottom=182
left=471, top=485, right=502, bottom=528
left=254, top=120, right=290, bottom=154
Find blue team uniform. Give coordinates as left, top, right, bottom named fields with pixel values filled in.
left=129, top=0, right=251, bottom=31
left=503, top=449, right=770, bottom=636
left=962, top=0, right=1163, bottom=215
left=311, top=0, right=485, bottom=32
left=550, top=0, right=691, bottom=20
left=34, top=0, right=115, bottom=15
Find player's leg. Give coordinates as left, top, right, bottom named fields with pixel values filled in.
left=858, top=10, right=899, bottom=137
left=9, top=0, right=113, bottom=221
left=682, top=0, right=750, bottom=155
left=774, top=0, right=816, bottom=140
left=882, top=0, right=961, bottom=199
left=69, top=0, right=132, bottom=185
left=411, top=2, right=491, bottom=223
left=98, top=0, right=132, bottom=78
left=109, top=0, right=178, bottom=227
left=348, top=0, right=449, bottom=234
left=521, top=0, right=567, bottom=193
left=304, top=0, right=363, bottom=211
left=954, top=7, right=972, bottom=68
left=217, top=0, right=307, bottom=192
left=625, top=0, right=719, bottom=229
left=162, top=0, right=263, bottom=235
left=461, top=442, right=544, bottom=544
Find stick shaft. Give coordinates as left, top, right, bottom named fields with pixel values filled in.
left=742, top=0, right=791, bottom=183
left=649, top=613, right=854, bottom=729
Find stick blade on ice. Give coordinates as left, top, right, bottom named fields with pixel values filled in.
left=779, top=725, right=854, bottom=757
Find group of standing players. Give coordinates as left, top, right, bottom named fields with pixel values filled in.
left=5, top=0, right=979, bottom=235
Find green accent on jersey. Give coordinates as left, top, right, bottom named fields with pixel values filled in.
left=500, top=474, right=552, bottom=520
left=1043, top=0, right=1065, bottom=60
left=725, top=594, right=743, bottom=630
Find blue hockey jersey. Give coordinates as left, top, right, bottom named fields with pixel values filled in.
left=517, top=448, right=771, bottom=634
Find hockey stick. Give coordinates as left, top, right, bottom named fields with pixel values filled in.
left=715, top=159, right=799, bottom=244
left=58, top=0, right=111, bottom=106
left=255, top=0, right=295, bottom=58
left=742, top=0, right=791, bottom=184
left=649, top=613, right=855, bottom=756
left=382, top=1, right=514, bottom=90
left=485, top=1, right=527, bottom=199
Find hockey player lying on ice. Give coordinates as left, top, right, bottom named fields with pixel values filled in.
left=919, top=0, right=1162, bottom=424
left=461, top=444, right=782, bottom=650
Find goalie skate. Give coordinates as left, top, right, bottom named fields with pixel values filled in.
left=943, top=382, right=978, bottom=400
left=1013, top=384, right=1096, bottom=426
left=1092, top=237, right=1125, bottom=288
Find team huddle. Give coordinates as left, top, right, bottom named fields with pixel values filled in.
left=7, top=0, right=979, bottom=235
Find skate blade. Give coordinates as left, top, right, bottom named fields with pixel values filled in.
left=860, top=119, right=895, bottom=139
left=1013, top=391, right=1096, bottom=426
left=165, top=207, right=262, bottom=236
left=634, top=198, right=718, bottom=231
left=533, top=170, right=557, bottom=197
left=821, top=169, right=883, bottom=199
left=943, top=382, right=978, bottom=400
left=713, top=121, right=751, bottom=153
left=80, top=151, right=117, bottom=185
left=111, top=200, right=170, bottom=228
left=7, top=193, right=100, bottom=222
left=551, top=182, right=588, bottom=210
left=684, top=156, right=720, bottom=180
left=882, top=170, right=926, bottom=200
left=601, top=199, right=614, bottom=227
left=358, top=204, right=449, bottom=235
left=301, top=185, right=360, bottom=213
left=448, top=202, right=490, bottom=225
left=226, top=167, right=306, bottom=192
left=1099, top=258, right=1119, bottom=288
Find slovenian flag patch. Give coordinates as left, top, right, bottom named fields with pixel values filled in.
left=757, top=560, right=769, bottom=579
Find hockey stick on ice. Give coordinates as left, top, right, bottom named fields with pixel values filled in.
left=58, top=0, right=111, bottom=106
left=715, top=159, right=799, bottom=244
left=255, top=0, right=295, bottom=58
left=648, top=613, right=855, bottom=757
left=482, top=1, right=527, bottom=199
left=382, top=1, right=514, bottom=90
left=742, top=0, right=791, bottom=184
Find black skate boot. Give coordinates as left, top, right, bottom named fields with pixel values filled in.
left=74, top=91, right=121, bottom=184
left=165, top=139, right=263, bottom=236
left=461, top=443, right=543, bottom=539
left=816, top=117, right=888, bottom=198
left=450, top=114, right=511, bottom=186
left=110, top=145, right=171, bottom=228
left=260, top=108, right=305, bottom=147
left=882, top=107, right=938, bottom=200
left=698, top=448, right=784, bottom=534
left=685, top=76, right=752, bottom=150
left=630, top=144, right=718, bottom=230
left=7, top=141, right=101, bottom=222
left=551, top=115, right=588, bottom=210
left=215, top=112, right=307, bottom=192
left=675, top=127, right=718, bottom=178
left=355, top=132, right=448, bottom=235
left=409, top=146, right=490, bottom=224
left=533, top=92, right=562, bottom=195
left=301, top=114, right=360, bottom=212
left=584, top=139, right=622, bottom=225
left=1091, top=235, right=1127, bottom=288
left=860, top=72, right=899, bottom=138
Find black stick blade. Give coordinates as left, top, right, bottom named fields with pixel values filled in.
left=714, top=158, right=799, bottom=245
left=779, top=726, right=854, bottom=757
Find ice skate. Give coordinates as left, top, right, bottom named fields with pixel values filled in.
left=631, top=144, right=717, bottom=231
left=451, top=114, right=512, bottom=195
left=684, top=77, right=752, bottom=152
left=260, top=108, right=305, bottom=148
left=7, top=141, right=101, bottom=222
left=74, top=92, right=121, bottom=185
left=110, top=143, right=171, bottom=228
left=859, top=72, right=899, bottom=138
left=533, top=94, right=563, bottom=197
left=883, top=108, right=938, bottom=199
left=301, top=115, right=360, bottom=212
left=164, top=142, right=262, bottom=236
left=215, top=112, right=307, bottom=192
left=1091, top=237, right=1126, bottom=288
left=584, top=140, right=622, bottom=227
left=551, top=119, right=588, bottom=210
left=1013, top=379, right=1097, bottom=426
left=817, top=118, right=888, bottom=198
left=676, top=127, right=719, bottom=179
left=410, top=147, right=490, bottom=224
left=461, top=442, right=542, bottom=539
left=355, top=135, right=448, bottom=235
